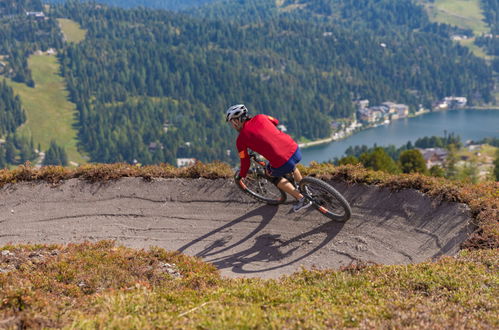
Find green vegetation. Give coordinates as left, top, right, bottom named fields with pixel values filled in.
left=399, top=149, right=428, bottom=174
left=422, top=0, right=489, bottom=35
left=2, top=0, right=497, bottom=167
left=0, top=80, right=25, bottom=136
left=50, top=1, right=493, bottom=165
left=46, top=0, right=217, bottom=11
left=0, top=241, right=496, bottom=328
left=337, top=134, right=498, bottom=183
left=0, top=0, right=63, bottom=85
left=57, top=18, right=86, bottom=43
left=43, top=140, right=68, bottom=166
left=0, top=133, right=37, bottom=167
left=6, top=54, right=85, bottom=165
left=359, top=148, right=401, bottom=174
left=458, top=37, right=493, bottom=60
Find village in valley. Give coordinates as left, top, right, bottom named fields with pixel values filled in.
left=299, top=95, right=470, bottom=149
left=297, top=96, right=497, bottom=182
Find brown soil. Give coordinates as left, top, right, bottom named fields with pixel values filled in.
left=0, top=177, right=474, bottom=278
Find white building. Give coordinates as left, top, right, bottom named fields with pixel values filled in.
left=177, top=158, right=196, bottom=168
left=26, top=11, right=45, bottom=19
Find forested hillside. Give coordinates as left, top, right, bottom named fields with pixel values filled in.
left=51, top=1, right=493, bottom=165
left=475, top=0, right=498, bottom=68
left=0, top=79, right=40, bottom=168
left=0, top=0, right=495, bottom=166
left=0, top=80, right=25, bottom=136
left=0, top=0, right=63, bottom=85
left=44, top=0, right=216, bottom=11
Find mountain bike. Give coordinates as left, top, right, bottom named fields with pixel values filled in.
left=235, top=152, right=352, bottom=222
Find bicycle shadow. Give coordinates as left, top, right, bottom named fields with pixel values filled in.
left=178, top=205, right=345, bottom=276
left=206, top=220, right=345, bottom=275
left=177, top=205, right=279, bottom=257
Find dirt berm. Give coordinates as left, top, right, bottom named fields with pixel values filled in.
left=0, top=177, right=474, bottom=278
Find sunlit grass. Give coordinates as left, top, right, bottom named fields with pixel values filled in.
left=458, top=38, right=493, bottom=60
left=0, top=241, right=497, bottom=328
left=423, top=0, right=489, bottom=35
left=5, top=54, right=86, bottom=165
left=57, top=18, right=86, bottom=43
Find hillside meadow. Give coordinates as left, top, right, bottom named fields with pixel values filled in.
left=419, top=0, right=492, bottom=60
left=57, top=18, right=86, bottom=44
left=421, top=0, right=489, bottom=35
left=0, top=162, right=497, bottom=328
left=6, top=54, right=86, bottom=165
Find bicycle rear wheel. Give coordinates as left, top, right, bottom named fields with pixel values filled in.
left=299, top=177, right=351, bottom=222
left=235, top=172, right=287, bottom=205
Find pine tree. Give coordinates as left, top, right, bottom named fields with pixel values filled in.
left=399, top=149, right=427, bottom=174
left=43, top=141, right=68, bottom=166
left=0, top=147, right=6, bottom=169
left=359, top=147, right=400, bottom=174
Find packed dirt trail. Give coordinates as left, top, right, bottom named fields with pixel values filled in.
left=0, top=177, right=474, bottom=278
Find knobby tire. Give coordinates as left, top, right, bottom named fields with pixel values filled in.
left=299, top=177, right=351, bottom=222
left=235, top=173, right=287, bottom=205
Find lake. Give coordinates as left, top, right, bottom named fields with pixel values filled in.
left=301, top=109, right=499, bottom=165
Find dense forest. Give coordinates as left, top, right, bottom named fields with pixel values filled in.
left=49, top=1, right=493, bottom=165
left=0, top=0, right=496, bottom=167
left=0, top=80, right=25, bottom=136
left=0, top=79, right=37, bottom=168
left=475, top=0, right=498, bottom=74
left=0, top=0, right=63, bottom=85
left=44, top=0, right=215, bottom=11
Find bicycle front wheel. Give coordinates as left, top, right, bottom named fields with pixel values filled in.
left=300, top=177, right=351, bottom=222
left=236, top=173, right=287, bottom=205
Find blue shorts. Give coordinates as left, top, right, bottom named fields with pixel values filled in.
left=268, top=147, right=302, bottom=177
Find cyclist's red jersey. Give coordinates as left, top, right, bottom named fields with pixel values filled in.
left=237, top=114, right=298, bottom=177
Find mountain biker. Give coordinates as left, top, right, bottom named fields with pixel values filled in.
left=226, top=104, right=312, bottom=212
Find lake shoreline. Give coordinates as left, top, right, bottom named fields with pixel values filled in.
left=299, top=107, right=499, bottom=150
left=300, top=109, right=499, bottom=164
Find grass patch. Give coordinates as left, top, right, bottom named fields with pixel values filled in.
left=422, top=0, right=490, bottom=35
left=458, top=38, right=494, bottom=60
left=4, top=54, right=86, bottom=165
left=0, top=241, right=497, bottom=328
left=57, top=18, right=86, bottom=43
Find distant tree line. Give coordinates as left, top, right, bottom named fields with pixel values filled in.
left=342, top=133, right=462, bottom=160
left=44, top=0, right=216, bottom=11
left=0, top=79, right=26, bottom=135
left=337, top=134, right=499, bottom=182
left=475, top=137, right=499, bottom=147
left=43, top=140, right=68, bottom=166
left=475, top=0, right=498, bottom=96
left=0, top=133, right=37, bottom=168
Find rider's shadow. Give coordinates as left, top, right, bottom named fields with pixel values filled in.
left=177, top=205, right=279, bottom=257
left=205, top=220, right=344, bottom=275
left=178, top=204, right=345, bottom=275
